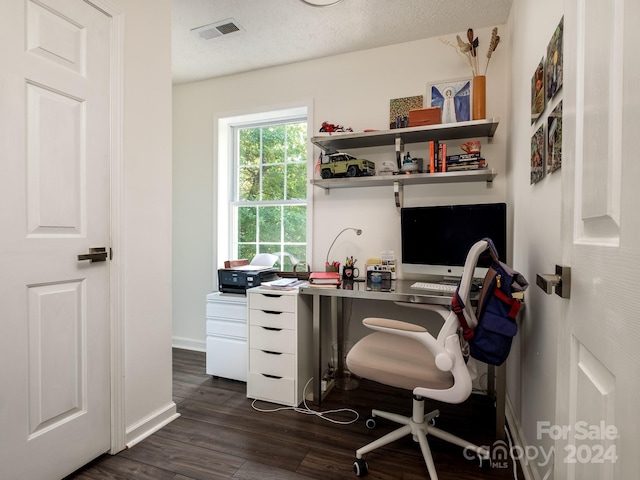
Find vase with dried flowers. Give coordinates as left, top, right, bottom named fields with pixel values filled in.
left=441, top=27, right=500, bottom=120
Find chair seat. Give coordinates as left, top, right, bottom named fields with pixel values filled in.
left=347, top=332, right=454, bottom=391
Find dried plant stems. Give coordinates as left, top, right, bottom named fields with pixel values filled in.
left=484, top=27, right=501, bottom=75
left=440, top=27, right=500, bottom=77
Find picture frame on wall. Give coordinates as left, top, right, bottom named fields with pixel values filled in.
left=428, top=78, right=471, bottom=124
left=531, top=58, right=545, bottom=125
left=545, top=16, right=564, bottom=102
left=531, top=124, right=545, bottom=184
left=547, top=100, right=563, bottom=173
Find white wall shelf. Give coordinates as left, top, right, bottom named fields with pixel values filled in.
left=310, top=118, right=500, bottom=152
left=309, top=118, right=499, bottom=208
left=310, top=169, right=497, bottom=190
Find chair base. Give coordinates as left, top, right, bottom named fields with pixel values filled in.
left=354, top=395, right=490, bottom=479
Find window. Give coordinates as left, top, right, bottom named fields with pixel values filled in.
left=220, top=109, right=310, bottom=272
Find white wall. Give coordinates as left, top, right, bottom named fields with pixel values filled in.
left=173, top=27, right=510, bottom=350
left=113, top=0, right=177, bottom=446
left=507, top=0, right=564, bottom=475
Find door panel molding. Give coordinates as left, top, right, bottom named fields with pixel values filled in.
left=574, top=0, right=623, bottom=246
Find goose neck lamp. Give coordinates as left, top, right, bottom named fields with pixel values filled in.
left=325, top=227, right=362, bottom=269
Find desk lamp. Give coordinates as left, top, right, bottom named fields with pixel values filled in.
left=325, top=227, right=362, bottom=267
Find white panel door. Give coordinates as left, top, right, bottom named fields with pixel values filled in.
left=0, top=1, right=112, bottom=478
left=556, top=1, right=640, bottom=479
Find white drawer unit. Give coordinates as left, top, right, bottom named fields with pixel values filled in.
left=205, top=292, right=248, bottom=382
left=247, top=288, right=312, bottom=406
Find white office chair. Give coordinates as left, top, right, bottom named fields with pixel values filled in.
left=346, top=240, right=491, bottom=479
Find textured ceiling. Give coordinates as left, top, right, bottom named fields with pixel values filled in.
left=172, top=0, right=513, bottom=85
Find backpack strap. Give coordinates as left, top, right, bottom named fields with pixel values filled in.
left=494, top=288, right=522, bottom=319
left=452, top=290, right=474, bottom=340
left=481, top=237, right=501, bottom=262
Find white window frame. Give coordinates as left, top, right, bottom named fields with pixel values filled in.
left=215, top=104, right=314, bottom=273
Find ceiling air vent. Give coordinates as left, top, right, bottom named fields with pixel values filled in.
left=192, top=18, right=244, bottom=40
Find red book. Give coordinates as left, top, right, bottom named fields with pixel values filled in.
left=440, top=143, right=447, bottom=172
left=429, top=141, right=435, bottom=173
left=309, top=271, right=341, bottom=284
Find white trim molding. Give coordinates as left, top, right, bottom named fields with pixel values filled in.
left=125, top=403, right=180, bottom=449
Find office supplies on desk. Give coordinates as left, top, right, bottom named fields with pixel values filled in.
left=410, top=281, right=457, bottom=293
left=309, top=271, right=341, bottom=288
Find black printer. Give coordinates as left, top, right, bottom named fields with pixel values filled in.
left=218, top=267, right=278, bottom=294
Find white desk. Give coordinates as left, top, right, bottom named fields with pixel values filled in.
left=299, top=279, right=506, bottom=440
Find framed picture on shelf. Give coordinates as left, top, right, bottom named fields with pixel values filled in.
left=545, top=16, right=564, bottom=102
left=531, top=124, right=545, bottom=184
left=531, top=58, right=545, bottom=125
left=428, top=78, right=471, bottom=124
left=547, top=100, right=563, bottom=173
left=389, top=95, right=423, bottom=128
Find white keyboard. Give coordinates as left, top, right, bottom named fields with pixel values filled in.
left=410, top=281, right=457, bottom=293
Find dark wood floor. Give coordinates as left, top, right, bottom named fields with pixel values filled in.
left=67, top=349, right=521, bottom=479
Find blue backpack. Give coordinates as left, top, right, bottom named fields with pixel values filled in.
left=452, top=238, right=529, bottom=366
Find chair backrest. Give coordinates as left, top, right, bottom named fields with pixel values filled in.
left=436, top=239, right=488, bottom=344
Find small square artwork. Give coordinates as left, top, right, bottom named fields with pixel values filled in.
left=545, top=16, right=564, bottom=102
left=531, top=124, right=545, bottom=184
left=428, top=78, right=472, bottom=124
left=390, top=96, right=423, bottom=127
left=531, top=58, right=545, bottom=125
left=547, top=100, right=563, bottom=173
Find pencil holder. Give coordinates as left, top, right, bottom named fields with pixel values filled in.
left=342, top=266, right=359, bottom=279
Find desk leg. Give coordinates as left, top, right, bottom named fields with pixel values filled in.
left=487, top=364, right=506, bottom=440
left=495, top=363, right=506, bottom=440
left=333, top=297, right=343, bottom=373
left=312, top=295, right=322, bottom=406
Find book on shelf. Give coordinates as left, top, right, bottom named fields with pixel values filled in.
left=309, top=271, right=341, bottom=285
left=429, top=140, right=440, bottom=173
left=446, top=152, right=482, bottom=163
left=439, top=143, right=447, bottom=172
left=446, top=160, right=488, bottom=171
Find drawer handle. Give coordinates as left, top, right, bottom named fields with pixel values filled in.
left=262, top=326, right=282, bottom=332
left=262, top=310, right=282, bottom=315
left=262, top=373, right=282, bottom=379
left=262, top=294, right=282, bottom=298
left=262, top=350, right=282, bottom=355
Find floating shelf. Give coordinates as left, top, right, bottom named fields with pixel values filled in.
left=310, top=118, right=500, bottom=152
left=310, top=118, right=500, bottom=208
left=310, top=169, right=497, bottom=190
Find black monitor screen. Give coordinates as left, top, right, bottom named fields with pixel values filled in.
left=400, top=203, right=507, bottom=270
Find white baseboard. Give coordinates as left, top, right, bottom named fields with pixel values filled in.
left=125, top=402, right=180, bottom=449
left=172, top=336, right=206, bottom=352
left=506, top=395, right=543, bottom=480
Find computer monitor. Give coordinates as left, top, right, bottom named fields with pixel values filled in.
left=400, top=203, right=507, bottom=279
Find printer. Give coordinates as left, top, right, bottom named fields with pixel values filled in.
left=218, top=266, right=278, bottom=294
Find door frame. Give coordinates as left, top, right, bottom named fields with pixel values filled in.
left=86, top=0, right=126, bottom=454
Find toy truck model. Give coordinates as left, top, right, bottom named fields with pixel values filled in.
left=320, top=153, right=376, bottom=179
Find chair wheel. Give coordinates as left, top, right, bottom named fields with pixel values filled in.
left=353, top=458, right=368, bottom=477
left=364, top=416, right=376, bottom=429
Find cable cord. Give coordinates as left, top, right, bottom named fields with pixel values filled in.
left=250, top=377, right=360, bottom=425
left=504, top=424, right=519, bottom=480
